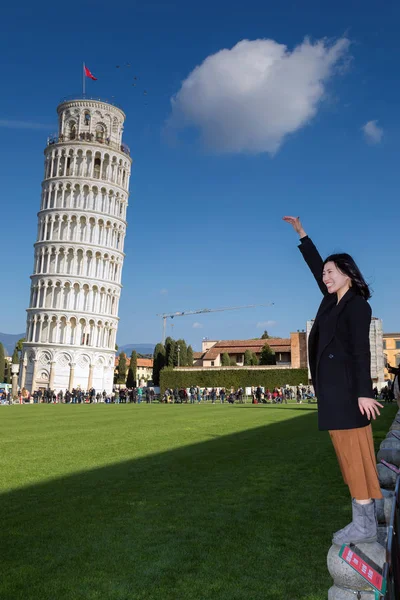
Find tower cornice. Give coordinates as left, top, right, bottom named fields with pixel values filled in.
left=36, top=207, right=127, bottom=229
left=25, top=307, right=120, bottom=322
left=29, top=272, right=123, bottom=290
left=58, top=97, right=126, bottom=119
left=45, top=138, right=132, bottom=163
left=41, top=174, right=131, bottom=196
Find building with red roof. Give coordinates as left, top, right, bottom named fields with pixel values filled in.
left=192, top=332, right=307, bottom=368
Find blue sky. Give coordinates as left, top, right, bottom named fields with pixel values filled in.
left=1, top=0, right=399, bottom=350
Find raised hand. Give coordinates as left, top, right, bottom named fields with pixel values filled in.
left=282, top=216, right=306, bottom=237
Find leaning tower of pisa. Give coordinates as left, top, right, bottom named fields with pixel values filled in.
left=20, top=96, right=131, bottom=394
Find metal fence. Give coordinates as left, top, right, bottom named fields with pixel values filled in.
left=384, top=474, right=400, bottom=599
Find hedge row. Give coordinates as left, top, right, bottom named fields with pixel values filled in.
left=160, top=367, right=309, bottom=392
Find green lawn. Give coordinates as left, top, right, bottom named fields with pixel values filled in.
left=0, top=402, right=397, bottom=600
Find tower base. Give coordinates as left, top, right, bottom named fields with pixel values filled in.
left=20, top=344, right=115, bottom=395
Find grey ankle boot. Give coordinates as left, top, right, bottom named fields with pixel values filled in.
left=332, top=499, right=377, bottom=545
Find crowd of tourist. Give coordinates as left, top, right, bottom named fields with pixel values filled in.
left=1, top=376, right=398, bottom=406
left=161, top=385, right=316, bottom=404
left=1, top=384, right=313, bottom=405
left=373, top=384, right=397, bottom=402
left=0, top=390, right=12, bottom=404
left=0, top=386, right=156, bottom=405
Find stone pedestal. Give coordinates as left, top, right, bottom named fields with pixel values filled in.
left=327, top=542, right=385, bottom=599
left=328, top=586, right=377, bottom=599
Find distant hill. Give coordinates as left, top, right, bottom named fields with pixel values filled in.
left=0, top=332, right=25, bottom=356
left=119, top=343, right=155, bottom=356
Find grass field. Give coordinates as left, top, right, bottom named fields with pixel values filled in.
left=0, top=402, right=397, bottom=600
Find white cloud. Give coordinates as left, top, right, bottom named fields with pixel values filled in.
left=362, top=120, right=383, bottom=144
left=0, top=119, right=50, bottom=130
left=256, top=320, right=276, bottom=328
left=160, top=288, right=168, bottom=295
left=167, top=36, right=350, bottom=154
left=192, top=322, right=203, bottom=329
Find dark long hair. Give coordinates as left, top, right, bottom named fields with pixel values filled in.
left=323, top=253, right=371, bottom=300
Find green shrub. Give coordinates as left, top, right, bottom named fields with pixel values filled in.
left=243, top=350, right=252, bottom=366
left=221, top=352, right=230, bottom=366
left=153, top=344, right=166, bottom=386
left=187, top=346, right=194, bottom=367
left=117, top=352, right=127, bottom=384
left=160, top=367, right=308, bottom=392
left=126, top=351, right=137, bottom=388
left=259, top=343, right=276, bottom=365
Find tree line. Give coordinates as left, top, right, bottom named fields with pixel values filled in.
left=153, top=337, right=194, bottom=385
left=110, top=331, right=278, bottom=389
left=115, top=350, right=138, bottom=387
left=153, top=336, right=276, bottom=385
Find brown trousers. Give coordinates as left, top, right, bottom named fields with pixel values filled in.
left=329, top=424, right=383, bottom=500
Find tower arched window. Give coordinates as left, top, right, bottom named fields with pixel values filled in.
left=96, top=125, right=105, bottom=142
left=94, top=157, right=101, bottom=179
left=69, top=121, right=77, bottom=140
left=84, top=112, right=91, bottom=126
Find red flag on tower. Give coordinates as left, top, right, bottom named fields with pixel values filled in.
left=84, top=64, right=97, bottom=80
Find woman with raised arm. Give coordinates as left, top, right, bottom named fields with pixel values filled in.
left=283, top=216, right=383, bottom=546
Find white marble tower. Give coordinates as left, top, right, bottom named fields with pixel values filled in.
left=20, top=97, right=131, bottom=393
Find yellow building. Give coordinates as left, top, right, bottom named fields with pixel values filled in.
left=136, top=358, right=153, bottom=383
left=383, top=333, right=400, bottom=380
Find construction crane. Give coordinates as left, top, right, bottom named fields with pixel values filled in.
left=157, top=303, right=274, bottom=344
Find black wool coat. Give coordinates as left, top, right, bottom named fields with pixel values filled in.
left=299, top=236, right=373, bottom=431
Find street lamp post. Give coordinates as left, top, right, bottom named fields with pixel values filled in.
left=177, top=345, right=181, bottom=367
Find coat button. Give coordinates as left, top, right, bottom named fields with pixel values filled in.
left=329, top=354, right=334, bottom=359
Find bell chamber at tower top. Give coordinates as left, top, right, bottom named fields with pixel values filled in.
left=46, top=98, right=132, bottom=161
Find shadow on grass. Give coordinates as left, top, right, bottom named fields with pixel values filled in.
left=1, top=405, right=396, bottom=600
